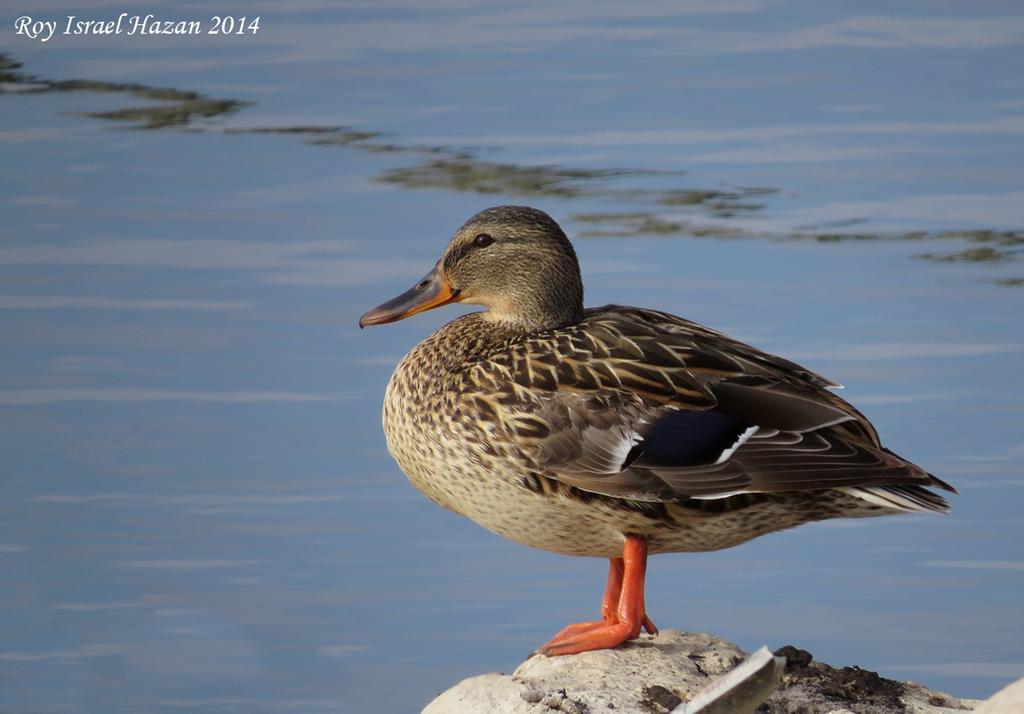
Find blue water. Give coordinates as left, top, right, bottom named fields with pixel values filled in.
left=2, top=3, right=1023, bottom=712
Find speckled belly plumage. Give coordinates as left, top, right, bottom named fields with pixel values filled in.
left=381, top=337, right=891, bottom=559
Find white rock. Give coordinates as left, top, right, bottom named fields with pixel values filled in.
left=422, top=629, right=980, bottom=714
left=424, top=630, right=740, bottom=714
left=974, top=675, right=1024, bottom=714
left=423, top=673, right=529, bottom=714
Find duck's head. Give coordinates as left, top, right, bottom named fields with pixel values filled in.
left=359, top=205, right=584, bottom=332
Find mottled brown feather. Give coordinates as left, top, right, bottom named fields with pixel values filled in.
left=449, top=305, right=953, bottom=504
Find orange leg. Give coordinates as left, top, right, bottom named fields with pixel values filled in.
left=603, top=557, right=625, bottom=619
left=539, top=535, right=658, bottom=656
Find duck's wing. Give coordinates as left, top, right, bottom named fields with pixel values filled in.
left=464, top=305, right=954, bottom=511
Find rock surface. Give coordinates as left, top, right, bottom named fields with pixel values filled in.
left=423, top=629, right=983, bottom=714
left=973, top=675, right=1024, bottom=714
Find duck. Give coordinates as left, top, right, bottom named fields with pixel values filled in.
left=359, top=205, right=955, bottom=656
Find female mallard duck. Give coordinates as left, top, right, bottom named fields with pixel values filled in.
left=360, top=205, right=954, bottom=656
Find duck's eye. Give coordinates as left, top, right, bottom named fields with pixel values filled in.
left=472, top=233, right=494, bottom=248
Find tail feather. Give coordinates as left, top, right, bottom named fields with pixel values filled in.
left=841, top=484, right=951, bottom=514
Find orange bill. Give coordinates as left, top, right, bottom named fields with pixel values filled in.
left=359, top=262, right=460, bottom=327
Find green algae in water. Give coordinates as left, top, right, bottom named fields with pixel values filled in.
left=85, top=99, right=245, bottom=129
left=0, top=51, right=244, bottom=129
left=3, top=49, right=1022, bottom=285
left=915, top=231, right=1022, bottom=263
left=225, top=125, right=387, bottom=147
left=572, top=212, right=741, bottom=238
left=659, top=187, right=777, bottom=217
left=377, top=157, right=648, bottom=197
left=225, top=126, right=348, bottom=135
left=920, top=247, right=1006, bottom=263
left=309, top=130, right=384, bottom=146
left=792, top=229, right=1023, bottom=264
left=574, top=213, right=687, bottom=236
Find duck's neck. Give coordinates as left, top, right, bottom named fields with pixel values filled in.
left=480, top=274, right=584, bottom=333
left=400, top=313, right=517, bottom=383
